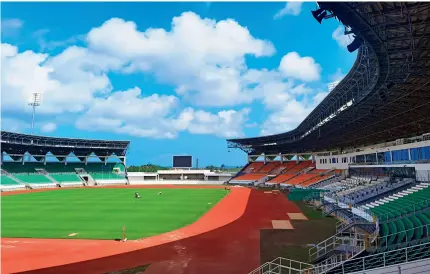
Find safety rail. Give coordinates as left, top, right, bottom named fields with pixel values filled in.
left=377, top=223, right=430, bottom=249
left=309, top=231, right=368, bottom=262
left=375, top=197, right=430, bottom=222
left=248, top=257, right=313, bottom=274
left=329, top=241, right=430, bottom=274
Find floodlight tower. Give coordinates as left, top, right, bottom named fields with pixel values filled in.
left=28, top=92, right=42, bottom=135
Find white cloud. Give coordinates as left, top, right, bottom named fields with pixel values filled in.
left=32, top=29, right=85, bottom=51
left=1, top=13, right=328, bottom=140
left=332, top=26, right=353, bottom=48
left=1, top=43, right=117, bottom=115
left=274, top=2, right=303, bottom=19
left=41, top=122, right=57, bottom=133
left=329, top=68, right=345, bottom=82
left=260, top=90, right=328, bottom=136
left=279, top=52, right=321, bottom=82
left=1, top=18, right=24, bottom=36
left=86, top=13, right=275, bottom=107
left=75, top=87, right=250, bottom=139
left=1, top=117, right=30, bottom=133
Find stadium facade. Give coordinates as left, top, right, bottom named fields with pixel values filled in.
left=0, top=131, right=130, bottom=191
left=225, top=2, right=430, bottom=274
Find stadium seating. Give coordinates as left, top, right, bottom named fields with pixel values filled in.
left=266, top=173, right=297, bottom=184
left=243, top=162, right=265, bottom=173
left=368, top=184, right=430, bottom=221
left=285, top=161, right=313, bottom=174
left=50, top=174, right=82, bottom=183
left=300, top=174, right=333, bottom=187
left=13, top=174, right=52, bottom=184
left=283, top=174, right=318, bottom=186
left=1, top=175, right=20, bottom=185
left=257, top=162, right=280, bottom=173
left=1, top=162, right=126, bottom=187
left=90, top=172, right=125, bottom=180
left=270, top=162, right=297, bottom=174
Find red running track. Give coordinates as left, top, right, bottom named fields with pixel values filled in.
left=1, top=187, right=302, bottom=274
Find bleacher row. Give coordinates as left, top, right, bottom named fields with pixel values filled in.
left=229, top=161, right=341, bottom=187
left=305, top=169, right=430, bottom=273
left=323, top=179, right=430, bottom=274
left=0, top=162, right=127, bottom=191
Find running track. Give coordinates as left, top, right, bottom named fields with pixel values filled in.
left=1, top=186, right=302, bottom=274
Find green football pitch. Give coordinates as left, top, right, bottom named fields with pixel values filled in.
left=1, top=188, right=227, bottom=240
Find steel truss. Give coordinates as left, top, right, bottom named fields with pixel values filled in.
left=228, top=2, right=430, bottom=155
left=1, top=131, right=130, bottom=163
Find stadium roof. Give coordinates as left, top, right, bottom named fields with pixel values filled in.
left=1, top=131, right=130, bottom=159
left=228, top=2, right=430, bottom=155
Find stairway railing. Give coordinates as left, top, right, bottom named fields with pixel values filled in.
left=248, top=257, right=313, bottom=274
left=309, top=231, right=368, bottom=262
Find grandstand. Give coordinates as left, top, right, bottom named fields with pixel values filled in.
left=225, top=2, right=430, bottom=273
left=0, top=131, right=129, bottom=191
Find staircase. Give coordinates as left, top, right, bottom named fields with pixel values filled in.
left=1, top=170, right=26, bottom=185
left=36, top=169, right=59, bottom=185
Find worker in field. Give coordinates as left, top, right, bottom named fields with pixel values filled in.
left=135, top=192, right=141, bottom=198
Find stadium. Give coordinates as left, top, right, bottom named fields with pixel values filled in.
left=1, top=2, right=430, bottom=274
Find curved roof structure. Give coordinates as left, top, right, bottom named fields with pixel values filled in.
left=228, top=2, right=430, bottom=154
left=1, top=131, right=130, bottom=160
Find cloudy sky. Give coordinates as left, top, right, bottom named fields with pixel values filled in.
left=1, top=2, right=356, bottom=166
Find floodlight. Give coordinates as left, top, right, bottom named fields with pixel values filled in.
left=28, top=92, right=43, bottom=106
left=27, top=92, right=43, bottom=135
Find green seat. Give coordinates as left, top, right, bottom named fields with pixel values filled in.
left=0, top=175, right=19, bottom=185
left=50, top=174, right=81, bottom=183
left=14, top=174, right=51, bottom=184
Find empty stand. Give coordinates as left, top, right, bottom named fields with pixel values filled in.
left=270, top=162, right=297, bottom=174
left=242, top=162, right=265, bottom=173
left=283, top=174, right=318, bottom=186
left=257, top=162, right=280, bottom=173
left=300, top=174, right=333, bottom=187
left=266, top=173, right=297, bottom=184
left=0, top=175, right=19, bottom=185
left=284, top=161, right=313, bottom=174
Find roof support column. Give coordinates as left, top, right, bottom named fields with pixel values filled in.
left=85, top=155, right=88, bottom=165
left=263, top=153, right=266, bottom=164
left=0, top=152, right=3, bottom=165
left=44, top=155, right=47, bottom=165
left=279, top=153, right=283, bottom=164
left=296, top=154, right=299, bottom=164
left=408, top=149, right=411, bottom=161
left=22, top=153, right=25, bottom=165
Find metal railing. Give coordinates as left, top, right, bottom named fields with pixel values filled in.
left=332, top=241, right=430, bottom=274
left=248, top=257, right=313, bottom=274
left=309, top=231, right=368, bottom=262
left=376, top=223, right=430, bottom=249
left=376, top=197, right=430, bottom=222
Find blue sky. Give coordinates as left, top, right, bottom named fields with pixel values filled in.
left=1, top=2, right=356, bottom=167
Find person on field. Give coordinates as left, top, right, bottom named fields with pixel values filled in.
left=158, top=191, right=162, bottom=195
left=135, top=192, right=141, bottom=198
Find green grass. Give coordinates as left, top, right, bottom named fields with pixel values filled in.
left=1, top=188, right=227, bottom=240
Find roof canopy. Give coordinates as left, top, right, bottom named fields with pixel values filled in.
left=228, top=2, right=430, bottom=155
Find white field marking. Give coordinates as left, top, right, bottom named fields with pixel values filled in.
left=68, top=233, right=79, bottom=237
